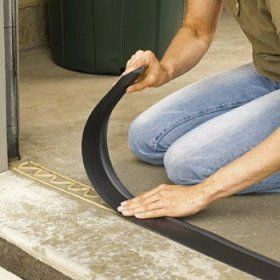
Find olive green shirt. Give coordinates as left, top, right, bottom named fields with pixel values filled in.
left=224, top=0, right=280, bottom=81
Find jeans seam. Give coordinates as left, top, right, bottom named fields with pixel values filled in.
left=151, top=100, right=251, bottom=152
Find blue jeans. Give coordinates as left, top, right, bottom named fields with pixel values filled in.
left=128, top=63, right=280, bottom=194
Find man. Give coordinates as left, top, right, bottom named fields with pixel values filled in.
left=116, top=0, right=280, bottom=219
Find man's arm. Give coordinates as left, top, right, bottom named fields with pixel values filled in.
left=161, top=0, right=223, bottom=81
left=118, top=128, right=280, bottom=218
left=203, top=127, right=280, bottom=202
left=118, top=0, right=223, bottom=93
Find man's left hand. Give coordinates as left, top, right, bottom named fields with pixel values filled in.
left=117, top=184, right=212, bottom=219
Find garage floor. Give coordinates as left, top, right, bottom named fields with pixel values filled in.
left=14, top=12, right=279, bottom=278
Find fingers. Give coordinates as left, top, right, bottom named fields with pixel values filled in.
left=111, top=53, right=147, bottom=87
left=126, top=78, right=151, bottom=93
left=119, top=200, right=165, bottom=218
left=118, top=193, right=160, bottom=212
left=117, top=185, right=169, bottom=219
left=135, top=209, right=166, bottom=219
left=112, top=49, right=160, bottom=93
left=121, top=184, right=166, bottom=206
left=126, top=50, right=145, bottom=69
left=126, top=71, right=159, bottom=93
left=124, top=56, right=149, bottom=77
left=117, top=184, right=209, bottom=219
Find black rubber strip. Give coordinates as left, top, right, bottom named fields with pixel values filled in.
left=82, top=66, right=280, bottom=279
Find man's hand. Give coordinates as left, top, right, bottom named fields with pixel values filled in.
left=112, top=0, right=223, bottom=94
left=117, top=184, right=211, bottom=219
left=112, top=50, right=172, bottom=94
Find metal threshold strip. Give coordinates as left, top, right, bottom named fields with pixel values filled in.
left=81, top=66, right=280, bottom=279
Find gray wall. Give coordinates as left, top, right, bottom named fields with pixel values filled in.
left=0, top=0, right=8, bottom=172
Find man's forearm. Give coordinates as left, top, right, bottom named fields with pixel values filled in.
left=160, top=26, right=212, bottom=81
left=201, top=128, right=280, bottom=202
left=159, top=0, right=222, bottom=81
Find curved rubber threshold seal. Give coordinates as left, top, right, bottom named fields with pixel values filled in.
left=82, top=66, right=280, bottom=279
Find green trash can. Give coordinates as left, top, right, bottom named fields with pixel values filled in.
left=47, top=0, right=185, bottom=75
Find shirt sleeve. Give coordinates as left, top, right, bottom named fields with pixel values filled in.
left=267, top=0, right=280, bottom=37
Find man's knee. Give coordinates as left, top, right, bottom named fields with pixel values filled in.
left=163, top=146, right=208, bottom=186
left=128, top=115, right=163, bottom=165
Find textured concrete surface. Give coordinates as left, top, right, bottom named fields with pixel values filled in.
left=0, top=171, right=254, bottom=279
left=0, top=236, right=70, bottom=280
left=0, top=266, right=22, bottom=280
left=19, top=0, right=47, bottom=51
left=16, top=11, right=279, bottom=278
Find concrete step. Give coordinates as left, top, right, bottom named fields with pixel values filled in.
left=0, top=161, right=254, bottom=280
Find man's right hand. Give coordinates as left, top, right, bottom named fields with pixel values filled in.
left=112, top=50, right=172, bottom=94
left=112, top=1, right=222, bottom=94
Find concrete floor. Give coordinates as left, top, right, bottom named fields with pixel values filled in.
left=0, top=266, right=21, bottom=280
left=15, top=11, right=279, bottom=278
